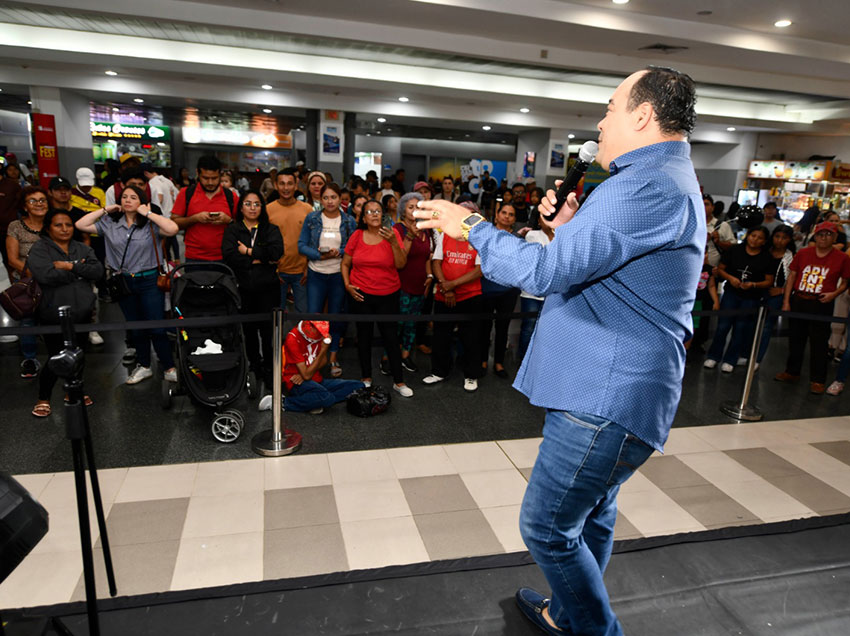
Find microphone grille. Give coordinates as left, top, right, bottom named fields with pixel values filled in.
left=578, top=140, right=599, bottom=163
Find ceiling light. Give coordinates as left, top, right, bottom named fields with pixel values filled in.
left=520, top=107, right=530, bottom=113
left=448, top=136, right=453, bottom=140
left=774, top=19, right=792, bottom=27
left=482, top=125, right=491, bottom=131
left=726, top=126, right=737, bottom=131
left=612, top=0, right=629, bottom=4
left=377, top=117, right=387, bottom=123
left=398, top=96, right=409, bottom=103
left=465, top=134, right=470, bottom=138
left=261, top=84, right=273, bottom=90
left=112, top=107, right=119, bottom=112
left=367, top=133, right=371, bottom=136
left=128, top=113, right=135, bottom=117
left=377, top=131, right=382, bottom=134
left=133, top=98, right=144, bottom=104
left=262, top=108, right=272, bottom=113
left=386, top=128, right=392, bottom=132
left=105, top=70, right=118, bottom=76
left=27, top=100, right=32, bottom=105
left=568, top=133, right=575, bottom=139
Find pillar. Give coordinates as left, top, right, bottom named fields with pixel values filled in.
left=29, top=86, right=93, bottom=178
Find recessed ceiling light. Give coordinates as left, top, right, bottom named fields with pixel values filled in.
left=398, top=96, right=409, bottom=103
left=367, top=133, right=371, bottom=136
left=386, top=128, right=392, bottom=132
left=465, top=134, right=470, bottom=138
left=774, top=19, right=792, bottom=27
left=612, top=0, right=629, bottom=4
left=27, top=100, right=32, bottom=105
left=105, top=70, right=118, bottom=76
left=377, top=131, right=382, bottom=134
left=377, top=117, right=387, bottom=123
left=262, top=108, right=272, bottom=113
left=129, top=113, right=135, bottom=117
left=501, top=140, right=506, bottom=144
left=448, top=136, right=453, bottom=140
left=133, top=98, right=144, bottom=104
left=482, top=125, right=491, bottom=131
left=726, top=126, right=737, bottom=131
left=520, top=107, right=530, bottom=113
left=568, top=133, right=575, bottom=139
left=112, top=107, right=119, bottom=112
left=261, top=84, right=273, bottom=90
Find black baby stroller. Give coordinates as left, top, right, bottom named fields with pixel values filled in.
left=161, top=263, right=260, bottom=442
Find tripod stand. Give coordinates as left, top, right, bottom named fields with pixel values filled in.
left=49, top=306, right=117, bottom=635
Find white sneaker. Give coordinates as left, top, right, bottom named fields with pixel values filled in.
left=362, top=379, right=372, bottom=388
left=258, top=395, right=272, bottom=411
left=422, top=374, right=445, bottom=385
left=720, top=363, right=734, bottom=373
left=89, top=331, right=104, bottom=345
left=309, top=407, right=324, bottom=415
left=126, top=365, right=153, bottom=385
left=463, top=378, right=478, bottom=392
left=393, top=383, right=413, bottom=398
left=736, top=357, right=748, bottom=366
left=163, top=367, right=177, bottom=383
left=703, top=359, right=718, bottom=369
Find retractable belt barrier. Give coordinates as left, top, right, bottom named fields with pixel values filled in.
left=0, top=306, right=845, bottom=337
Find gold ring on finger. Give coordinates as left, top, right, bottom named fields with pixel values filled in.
left=431, top=210, right=440, bottom=219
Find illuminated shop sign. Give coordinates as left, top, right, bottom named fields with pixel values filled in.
left=90, top=121, right=171, bottom=142
left=182, top=127, right=292, bottom=149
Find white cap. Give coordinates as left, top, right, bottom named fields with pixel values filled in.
left=76, top=167, right=95, bottom=186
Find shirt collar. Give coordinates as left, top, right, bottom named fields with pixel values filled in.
left=608, top=140, right=691, bottom=175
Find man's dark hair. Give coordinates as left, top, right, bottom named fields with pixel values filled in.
left=351, top=176, right=365, bottom=189
left=628, top=66, right=697, bottom=136
left=197, top=155, right=222, bottom=173
left=511, top=182, right=526, bottom=191
left=121, top=167, right=146, bottom=184
left=702, top=193, right=714, bottom=204
left=277, top=167, right=298, bottom=181
left=763, top=201, right=777, bottom=210
left=382, top=176, right=393, bottom=185
left=365, top=170, right=377, bottom=179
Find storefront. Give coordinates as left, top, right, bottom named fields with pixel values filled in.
left=90, top=120, right=172, bottom=167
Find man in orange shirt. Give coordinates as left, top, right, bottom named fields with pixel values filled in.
left=267, top=167, right=311, bottom=312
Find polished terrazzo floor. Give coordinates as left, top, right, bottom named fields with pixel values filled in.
left=3, top=416, right=850, bottom=610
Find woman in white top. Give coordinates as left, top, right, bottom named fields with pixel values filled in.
left=518, top=223, right=554, bottom=363
left=298, top=183, right=357, bottom=376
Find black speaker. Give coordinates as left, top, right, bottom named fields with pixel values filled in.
left=0, top=473, right=49, bottom=584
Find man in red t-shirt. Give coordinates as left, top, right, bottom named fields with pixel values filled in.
left=276, top=320, right=364, bottom=413
left=776, top=222, right=850, bottom=393
left=423, top=214, right=484, bottom=392
left=171, top=156, right=238, bottom=261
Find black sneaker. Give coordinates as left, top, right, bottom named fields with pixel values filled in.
left=20, top=358, right=40, bottom=379
left=402, top=357, right=418, bottom=373
left=380, top=358, right=391, bottom=376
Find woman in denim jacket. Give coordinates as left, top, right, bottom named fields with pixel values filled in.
left=298, top=183, right=357, bottom=376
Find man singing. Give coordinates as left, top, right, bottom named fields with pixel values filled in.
left=415, top=67, right=704, bottom=636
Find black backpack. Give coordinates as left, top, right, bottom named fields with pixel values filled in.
left=183, top=183, right=236, bottom=217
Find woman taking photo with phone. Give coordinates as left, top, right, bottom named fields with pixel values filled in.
left=76, top=185, right=180, bottom=385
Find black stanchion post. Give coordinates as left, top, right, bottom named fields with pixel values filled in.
left=252, top=308, right=302, bottom=457
left=720, top=305, right=767, bottom=421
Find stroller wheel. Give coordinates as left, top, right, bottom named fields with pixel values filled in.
left=247, top=370, right=259, bottom=399
left=161, top=380, right=172, bottom=410
left=211, top=410, right=244, bottom=443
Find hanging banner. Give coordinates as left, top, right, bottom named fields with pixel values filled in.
left=319, top=122, right=343, bottom=163
left=32, top=113, right=60, bottom=189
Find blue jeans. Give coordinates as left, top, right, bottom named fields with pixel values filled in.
left=306, top=269, right=346, bottom=353
left=706, top=292, right=761, bottom=365
left=279, top=271, right=307, bottom=314
left=756, top=293, right=783, bottom=363
left=285, top=378, right=364, bottom=412
left=520, top=410, right=654, bottom=635
left=118, top=274, right=174, bottom=369
left=519, top=297, right=544, bottom=364
left=20, top=317, right=38, bottom=360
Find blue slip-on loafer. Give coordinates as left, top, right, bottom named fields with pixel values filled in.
left=515, top=587, right=570, bottom=635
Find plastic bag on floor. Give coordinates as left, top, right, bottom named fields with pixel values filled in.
left=346, top=386, right=391, bottom=417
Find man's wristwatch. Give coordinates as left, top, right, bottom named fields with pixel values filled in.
left=460, top=213, right=487, bottom=241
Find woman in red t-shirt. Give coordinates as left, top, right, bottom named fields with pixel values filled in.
left=342, top=199, right=413, bottom=398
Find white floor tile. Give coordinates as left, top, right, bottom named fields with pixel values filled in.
left=616, top=486, right=705, bottom=535
left=115, top=463, right=198, bottom=503
left=497, top=438, right=542, bottom=469
left=386, top=445, right=457, bottom=479
left=328, top=449, right=396, bottom=483
left=678, top=451, right=764, bottom=485
left=661, top=428, right=717, bottom=455
left=333, top=479, right=412, bottom=523
left=688, top=424, right=800, bottom=451
left=0, top=550, right=82, bottom=609
left=443, top=442, right=514, bottom=473
left=709, top=477, right=816, bottom=521
left=460, top=469, right=528, bottom=509
left=31, top=500, right=113, bottom=555
left=182, top=491, right=263, bottom=538
left=481, top=505, right=526, bottom=552
left=193, top=458, right=264, bottom=497
left=767, top=444, right=850, bottom=482
left=264, top=453, right=332, bottom=490
left=35, top=468, right=127, bottom=511
left=170, top=532, right=263, bottom=591
left=12, top=473, right=54, bottom=500
left=341, top=517, right=429, bottom=570
left=618, top=469, right=657, bottom=495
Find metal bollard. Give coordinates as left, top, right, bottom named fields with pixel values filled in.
left=252, top=308, right=303, bottom=456
left=720, top=305, right=767, bottom=422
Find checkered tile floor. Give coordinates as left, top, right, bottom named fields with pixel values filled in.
left=3, top=416, right=850, bottom=610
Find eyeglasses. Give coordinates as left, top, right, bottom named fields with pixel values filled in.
left=243, top=201, right=262, bottom=208
left=26, top=198, right=48, bottom=206
left=364, top=209, right=382, bottom=216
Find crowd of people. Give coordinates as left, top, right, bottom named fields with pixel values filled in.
left=5, top=149, right=850, bottom=416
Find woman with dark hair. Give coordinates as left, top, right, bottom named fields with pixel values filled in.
left=381, top=193, right=398, bottom=225
left=27, top=208, right=103, bottom=417
left=349, top=194, right=369, bottom=227
left=794, top=205, right=821, bottom=248
left=756, top=224, right=796, bottom=367
left=7, top=186, right=50, bottom=378
left=222, top=190, right=283, bottom=387
left=177, top=166, right=193, bottom=188
left=305, top=171, right=327, bottom=212
left=704, top=226, right=775, bottom=373
left=299, top=182, right=357, bottom=376
left=76, top=184, right=179, bottom=385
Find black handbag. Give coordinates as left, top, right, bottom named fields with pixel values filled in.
left=0, top=277, right=42, bottom=320
left=101, top=226, right=136, bottom=302
left=346, top=386, right=392, bottom=417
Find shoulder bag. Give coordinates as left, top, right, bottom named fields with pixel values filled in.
left=149, top=223, right=171, bottom=292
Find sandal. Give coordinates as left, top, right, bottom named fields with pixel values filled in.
left=64, top=394, right=94, bottom=406
left=32, top=401, right=51, bottom=418
left=329, top=361, right=342, bottom=378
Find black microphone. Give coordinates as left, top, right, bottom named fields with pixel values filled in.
left=58, top=305, right=75, bottom=350
left=542, top=140, right=598, bottom=222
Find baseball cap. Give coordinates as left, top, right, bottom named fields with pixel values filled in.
left=814, top=222, right=839, bottom=235
left=76, top=167, right=95, bottom=186
left=49, top=176, right=72, bottom=190
left=413, top=181, right=431, bottom=193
